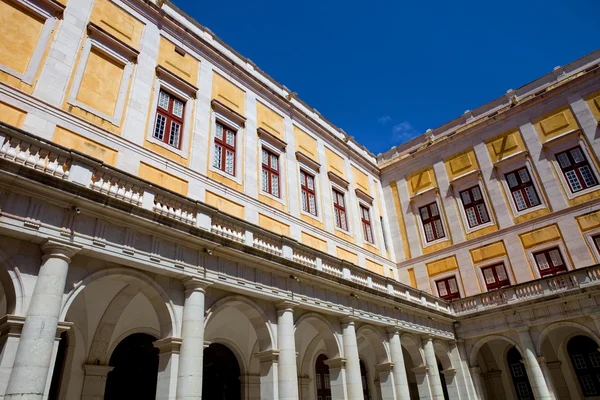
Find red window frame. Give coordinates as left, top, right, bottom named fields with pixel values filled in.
left=300, top=170, right=317, bottom=216
left=593, top=234, right=600, bottom=254
left=459, top=185, right=490, bottom=228
left=533, top=247, right=568, bottom=277
left=332, top=189, right=348, bottom=231
left=360, top=205, right=374, bottom=244
left=261, top=148, right=280, bottom=197
left=213, top=122, right=236, bottom=176
left=435, top=276, right=460, bottom=300
left=555, top=146, right=598, bottom=193
left=419, top=202, right=445, bottom=243
left=153, top=90, right=184, bottom=149
left=505, top=167, right=541, bottom=211
left=481, top=263, right=510, bottom=291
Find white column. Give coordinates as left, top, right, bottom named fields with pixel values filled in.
left=256, top=350, right=279, bottom=399
left=277, top=301, right=299, bottom=400
left=375, top=363, right=396, bottom=400
left=387, top=327, right=411, bottom=399
left=422, top=335, right=445, bottom=400
left=469, top=367, right=487, bottom=400
left=412, top=366, right=433, bottom=400
left=176, top=278, right=212, bottom=399
left=5, top=240, right=79, bottom=400
left=516, top=328, right=552, bottom=400
left=341, top=317, right=364, bottom=399
left=450, top=339, right=477, bottom=400
left=537, top=357, right=557, bottom=400
left=324, top=357, right=348, bottom=400
left=154, top=337, right=181, bottom=400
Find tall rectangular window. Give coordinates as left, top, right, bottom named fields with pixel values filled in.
left=153, top=90, right=184, bottom=149
left=419, top=202, right=445, bottom=243
left=481, top=263, right=510, bottom=290
left=300, top=170, right=317, bottom=216
left=261, top=149, right=280, bottom=197
left=213, top=122, right=236, bottom=176
left=360, top=205, right=374, bottom=244
left=332, top=189, right=348, bottom=231
left=505, top=167, right=541, bottom=211
left=459, top=185, right=490, bottom=228
left=556, top=146, right=598, bottom=193
left=436, top=276, right=460, bottom=300
left=533, top=247, right=567, bottom=277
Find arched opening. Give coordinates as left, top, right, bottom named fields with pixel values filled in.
left=202, top=343, right=241, bottom=400
left=315, top=354, right=331, bottom=399
left=507, top=346, right=534, bottom=400
left=438, top=360, right=450, bottom=400
left=360, top=359, right=371, bottom=399
left=48, top=332, right=68, bottom=400
left=104, top=333, right=159, bottom=400
left=567, top=335, right=600, bottom=397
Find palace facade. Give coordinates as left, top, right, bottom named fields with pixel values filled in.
left=0, top=0, right=598, bottom=399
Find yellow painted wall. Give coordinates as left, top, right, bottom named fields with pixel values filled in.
left=301, top=232, right=327, bottom=253
left=207, top=170, right=243, bottom=192
left=465, top=224, right=498, bottom=240
left=76, top=48, right=125, bottom=117
left=426, top=255, right=458, bottom=277
left=300, top=213, right=324, bottom=229
left=533, top=107, right=580, bottom=143
left=212, top=72, right=244, bottom=114
left=259, top=193, right=287, bottom=212
left=53, top=127, right=118, bottom=166
left=567, top=189, right=600, bottom=207
left=351, top=165, right=370, bottom=194
left=389, top=181, right=410, bottom=259
left=138, top=162, right=188, bottom=196
left=520, top=224, right=562, bottom=249
left=294, top=126, right=318, bottom=161
left=586, top=91, right=600, bottom=122
left=365, top=259, right=383, bottom=274
left=334, top=229, right=355, bottom=244
left=422, top=240, right=451, bottom=255
left=407, top=268, right=417, bottom=288
left=485, top=130, right=527, bottom=163
left=0, top=0, right=44, bottom=75
left=0, top=102, right=26, bottom=128
left=444, top=148, right=479, bottom=180
left=513, top=207, right=550, bottom=224
left=470, top=241, right=507, bottom=264
left=258, top=213, right=290, bottom=236
left=256, top=102, right=284, bottom=139
left=576, top=210, right=600, bottom=232
left=89, top=0, right=144, bottom=49
left=158, top=37, right=199, bottom=86
left=325, top=148, right=346, bottom=178
left=406, top=166, right=436, bottom=197
left=205, top=190, right=244, bottom=219
left=337, top=246, right=358, bottom=265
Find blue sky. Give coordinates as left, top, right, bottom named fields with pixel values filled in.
left=172, top=0, right=600, bottom=155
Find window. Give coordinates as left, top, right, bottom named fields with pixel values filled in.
left=153, top=90, right=184, bottom=149
left=533, top=247, right=567, bottom=277
left=360, top=205, right=374, bottom=243
left=568, top=336, right=600, bottom=397
left=300, top=170, right=317, bottom=216
left=505, top=167, right=541, bottom=211
left=419, top=202, right=445, bottom=243
left=436, top=276, right=460, bottom=300
left=261, top=148, right=280, bottom=197
left=332, top=189, right=348, bottom=231
left=556, top=146, right=598, bottom=193
left=213, top=122, right=236, bottom=176
left=481, top=263, right=510, bottom=290
left=459, top=185, right=490, bottom=228
left=593, top=234, right=600, bottom=253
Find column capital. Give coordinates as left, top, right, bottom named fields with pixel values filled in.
left=385, top=326, right=402, bottom=336
left=340, top=315, right=359, bottom=326
left=324, top=357, right=346, bottom=369
left=276, top=300, right=298, bottom=313
left=469, top=366, right=482, bottom=375
left=41, top=239, right=81, bottom=262
left=153, top=337, right=182, bottom=354
left=375, top=362, right=394, bottom=373
left=511, top=324, right=530, bottom=334
left=441, top=368, right=457, bottom=377
left=420, top=333, right=434, bottom=344
left=411, top=365, right=429, bottom=375
left=182, top=276, right=212, bottom=292
left=254, top=349, right=279, bottom=363
left=83, top=364, right=114, bottom=377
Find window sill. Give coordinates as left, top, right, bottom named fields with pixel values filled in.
left=146, top=135, right=188, bottom=159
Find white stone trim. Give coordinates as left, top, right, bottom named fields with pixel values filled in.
left=356, top=199, right=377, bottom=246
left=524, top=240, right=572, bottom=280
left=496, top=158, right=548, bottom=219
left=330, top=182, right=353, bottom=236
left=451, top=174, right=497, bottom=236
left=258, top=138, right=287, bottom=207
left=296, top=160, right=323, bottom=222
left=207, top=109, right=244, bottom=185
left=583, top=228, right=600, bottom=263
left=145, top=76, right=194, bottom=159
left=412, top=191, right=451, bottom=250
left=0, top=0, right=59, bottom=85
left=66, top=36, right=134, bottom=125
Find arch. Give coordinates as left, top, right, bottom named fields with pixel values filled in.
left=205, top=295, right=274, bottom=352
left=0, top=248, right=25, bottom=315
left=536, top=320, right=600, bottom=355
left=60, top=267, right=178, bottom=337
left=106, top=327, right=161, bottom=364
left=203, top=342, right=243, bottom=400
left=295, top=313, right=342, bottom=359
left=356, top=325, right=390, bottom=365
left=433, top=339, right=453, bottom=370
left=566, top=335, right=600, bottom=397
left=208, top=337, right=249, bottom=377
left=469, top=334, right=523, bottom=367
left=400, top=333, right=426, bottom=368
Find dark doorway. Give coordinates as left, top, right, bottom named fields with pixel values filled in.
left=202, top=343, right=241, bottom=400
left=315, top=354, right=332, bottom=400
left=438, top=361, right=450, bottom=400
left=567, top=335, right=600, bottom=397
left=507, top=346, right=534, bottom=400
left=104, top=333, right=159, bottom=400
left=48, top=331, right=68, bottom=400
left=359, top=359, right=370, bottom=399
